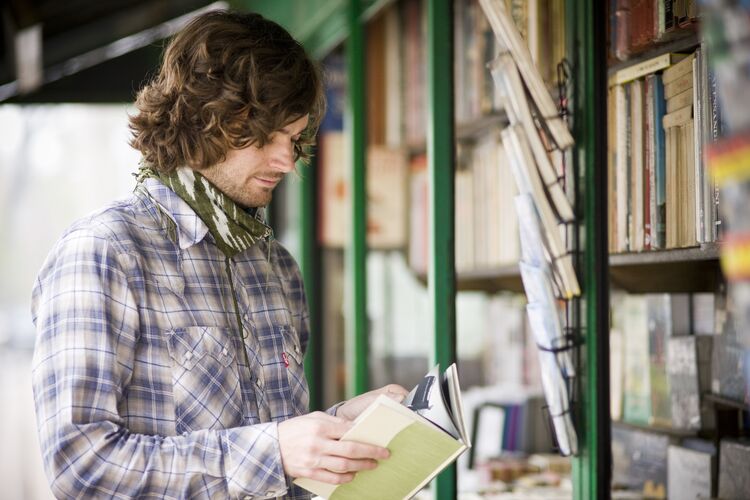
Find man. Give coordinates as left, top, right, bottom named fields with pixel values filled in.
left=31, top=10, right=407, bottom=499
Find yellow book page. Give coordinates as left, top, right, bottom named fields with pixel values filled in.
left=330, top=421, right=462, bottom=500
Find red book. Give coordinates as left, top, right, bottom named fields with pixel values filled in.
left=630, top=0, right=656, bottom=53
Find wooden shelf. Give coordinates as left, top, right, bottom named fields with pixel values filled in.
left=406, top=111, right=508, bottom=155
left=607, top=30, right=701, bottom=77
left=704, top=393, right=750, bottom=412
left=609, top=243, right=723, bottom=293
left=415, top=263, right=523, bottom=293
left=612, top=419, right=700, bottom=438
left=456, top=264, right=523, bottom=293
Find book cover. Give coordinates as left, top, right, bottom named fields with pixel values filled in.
left=667, top=336, right=714, bottom=430
left=295, top=365, right=470, bottom=500
left=318, top=132, right=348, bottom=248
left=646, top=294, right=673, bottom=427
left=408, top=155, right=428, bottom=273
left=622, top=295, right=652, bottom=425
left=718, top=440, right=750, bottom=498
left=366, top=146, right=408, bottom=249
left=662, top=51, right=695, bottom=85
left=667, top=445, right=714, bottom=499
left=612, top=425, right=669, bottom=497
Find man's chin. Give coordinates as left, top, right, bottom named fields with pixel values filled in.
left=237, top=192, right=271, bottom=209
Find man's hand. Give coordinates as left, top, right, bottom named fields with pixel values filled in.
left=335, top=384, right=409, bottom=421
left=277, top=412, right=390, bottom=484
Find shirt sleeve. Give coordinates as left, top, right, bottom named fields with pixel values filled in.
left=31, top=228, right=288, bottom=499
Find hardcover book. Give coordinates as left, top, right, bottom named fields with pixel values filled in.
left=667, top=445, right=714, bottom=499
left=295, top=364, right=470, bottom=500
left=718, top=440, right=750, bottom=498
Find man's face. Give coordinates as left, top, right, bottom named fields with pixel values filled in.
left=199, top=114, right=309, bottom=208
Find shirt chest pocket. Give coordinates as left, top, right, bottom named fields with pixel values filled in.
left=251, top=323, right=309, bottom=420
left=166, top=326, right=243, bottom=434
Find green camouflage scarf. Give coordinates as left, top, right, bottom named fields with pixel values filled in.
left=136, top=164, right=273, bottom=258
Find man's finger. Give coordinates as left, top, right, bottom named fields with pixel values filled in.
left=301, top=468, right=356, bottom=485
left=318, top=456, right=379, bottom=474
left=323, top=439, right=391, bottom=461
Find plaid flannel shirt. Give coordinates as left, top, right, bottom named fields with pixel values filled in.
left=31, top=178, right=316, bottom=499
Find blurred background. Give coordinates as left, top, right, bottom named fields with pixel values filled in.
left=4, top=0, right=750, bottom=499
left=0, top=2, right=227, bottom=497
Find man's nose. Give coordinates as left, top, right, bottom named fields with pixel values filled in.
left=270, top=140, right=296, bottom=173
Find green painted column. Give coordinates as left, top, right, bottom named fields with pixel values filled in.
left=571, top=0, right=611, bottom=498
left=345, top=0, right=368, bottom=398
left=426, top=1, right=457, bottom=499
left=300, top=158, right=323, bottom=411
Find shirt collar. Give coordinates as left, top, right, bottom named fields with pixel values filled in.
left=142, top=177, right=210, bottom=250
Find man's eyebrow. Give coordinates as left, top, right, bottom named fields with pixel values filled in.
left=280, top=127, right=303, bottom=136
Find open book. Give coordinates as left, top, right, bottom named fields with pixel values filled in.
left=294, top=364, right=471, bottom=500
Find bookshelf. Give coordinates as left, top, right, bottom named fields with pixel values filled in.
left=612, top=419, right=701, bottom=439
left=407, top=111, right=509, bottom=155
left=607, top=30, right=700, bottom=76
left=603, top=2, right=749, bottom=498
left=609, top=243, right=722, bottom=293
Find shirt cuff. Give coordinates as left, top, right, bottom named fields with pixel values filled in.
left=220, top=422, right=288, bottom=499
left=325, top=401, right=346, bottom=417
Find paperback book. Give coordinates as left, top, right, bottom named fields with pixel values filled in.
left=295, top=364, right=470, bottom=500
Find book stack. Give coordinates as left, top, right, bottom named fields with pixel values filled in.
left=455, top=134, right=520, bottom=272
left=454, top=0, right=566, bottom=125
left=611, top=0, right=699, bottom=62
left=479, top=0, right=579, bottom=456
left=611, top=292, right=717, bottom=430
left=607, top=46, right=722, bottom=253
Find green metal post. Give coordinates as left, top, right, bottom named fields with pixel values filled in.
left=426, top=1, right=457, bottom=498
left=571, top=0, right=610, bottom=498
left=300, top=158, right=323, bottom=411
left=346, top=0, right=368, bottom=398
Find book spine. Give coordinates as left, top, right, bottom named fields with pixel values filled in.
left=630, top=0, right=656, bottom=52
left=615, top=0, right=632, bottom=61
left=692, top=52, right=705, bottom=244
left=653, top=75, right=667, bottom=249
left=645, top=76, right=655, bottom=250
left=631, top=79, right=645, bottom=252
left=665, top=0, right=675, bottom=33
left=616, top=84, right=630, bottom=252
left=625, top=83, right=633, bottom=251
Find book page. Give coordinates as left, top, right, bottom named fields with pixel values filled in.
left=403, top=365, right=460, bottom=439
left=444, top=364, right=470, bottom=445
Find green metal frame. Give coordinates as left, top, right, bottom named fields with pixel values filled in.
left=300, top=158, right=323, bottom=411
left=426, top=1, right=457, bottom=498
left=571, top=0, right=610, bottom=498
left=346, top=0, right=369, bottom=398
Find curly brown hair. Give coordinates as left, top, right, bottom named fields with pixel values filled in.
left=129, top=10, right=325, bottom=172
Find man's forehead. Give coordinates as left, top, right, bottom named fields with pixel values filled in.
left=280, top=115, right=309, bottom=135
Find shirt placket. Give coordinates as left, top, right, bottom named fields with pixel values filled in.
left=225, top=255, right=272, bottom=424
